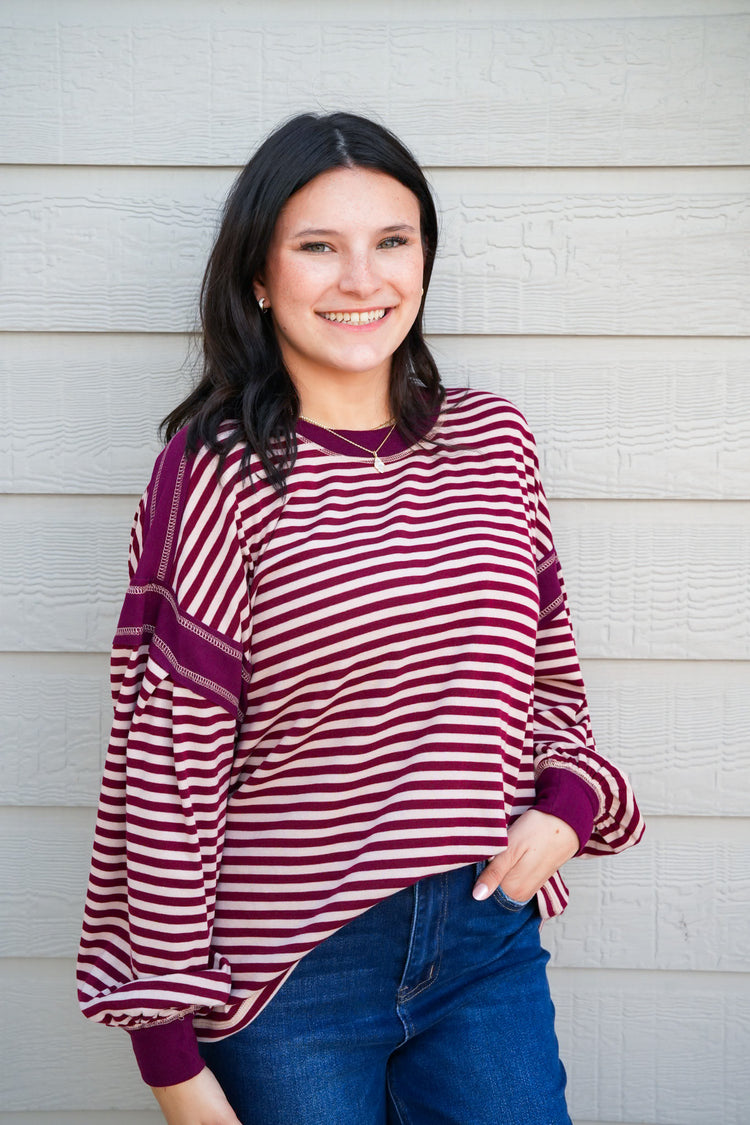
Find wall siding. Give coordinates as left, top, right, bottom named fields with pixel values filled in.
left=2, top=9, right=749, bottom=166
left=1, top=2, right=748, bottom=1123
left=4, top=333, right=750, bottom=498
left=3, top=169, right=750, bottom=335
left=3, top=497, right=748, bottom=658
left=1, top=958, right=748, bottom=1124
left=2, top=807, right=747, bottom=971
left=4, top=655, right=747, bottom=815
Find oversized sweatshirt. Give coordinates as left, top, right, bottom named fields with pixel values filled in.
left=77, top=388, right=644, bottom=1087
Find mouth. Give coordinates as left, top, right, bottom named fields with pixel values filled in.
left=318, top=308, right=389, bottom=325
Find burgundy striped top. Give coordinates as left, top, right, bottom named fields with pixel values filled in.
left=77, top=389, right=644, bottom=1087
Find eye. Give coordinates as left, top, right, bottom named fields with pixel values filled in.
left=379, top=235, right=409, bottom=249
left=299, top=241, right=333, bottom=253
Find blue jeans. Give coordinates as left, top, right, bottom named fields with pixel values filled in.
left=199, top=862, right=571, bottom=1124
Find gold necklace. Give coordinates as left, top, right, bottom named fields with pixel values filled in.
left=299, top=415, right=397, bottom=473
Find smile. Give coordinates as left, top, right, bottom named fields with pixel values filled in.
left=319, top=309, right=388, bottom=324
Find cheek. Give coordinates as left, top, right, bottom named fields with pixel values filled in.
left=274, top=267, right=309, bottom=302
left=397, top=252, right=425, bottom=295
left=266, top=253, right=323, bottom=303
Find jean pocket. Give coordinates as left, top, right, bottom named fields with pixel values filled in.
left=492, top=883, right=534, bottom=912
left=475, top=860, right=533, bottom=913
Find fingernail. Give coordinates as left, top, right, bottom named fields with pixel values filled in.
left=472, top=882, right=490, bottom=901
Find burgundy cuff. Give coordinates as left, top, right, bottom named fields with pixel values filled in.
left=129, top=1015, right=205, bottom=1087
left=534, top=767, right=599, bottom=854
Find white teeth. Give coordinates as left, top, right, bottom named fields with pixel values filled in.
left=321, top=309, right=387, bottom=324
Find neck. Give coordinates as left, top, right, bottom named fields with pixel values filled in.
left=291, top=371, right=392, bottom=431
left=297, top=398, right=392, bottom=430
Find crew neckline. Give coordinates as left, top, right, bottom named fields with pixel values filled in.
left=296, top=404, right=441, bottom=462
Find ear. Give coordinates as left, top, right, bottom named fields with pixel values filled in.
left=252, top=274, right=267, bottom=305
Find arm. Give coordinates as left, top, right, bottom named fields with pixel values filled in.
left=77, top=433, right=251, bottom=1090
left=529, top=485, right=644, bottom=858
left=474, top=429, right=644, bottom=903
left=150, top=1068, right=241, bottom=1125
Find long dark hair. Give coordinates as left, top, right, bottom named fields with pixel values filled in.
left=161, top=111, right=444, bottom=493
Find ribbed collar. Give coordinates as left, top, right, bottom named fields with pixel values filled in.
left=296, top=403, right=441, bottom=462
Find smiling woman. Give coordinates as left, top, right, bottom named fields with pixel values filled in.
left=154, top=111, right=443, bottom=497
left=253, top=165, right=425, bottom=427
left=76, top=111, right=643, bottom=1125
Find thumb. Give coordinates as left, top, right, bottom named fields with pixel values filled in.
left=472, top=851, right=512, bottom=901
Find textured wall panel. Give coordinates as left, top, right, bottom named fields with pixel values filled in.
left=1, top=13, right=748, bottom=166
left=0, top=655, right=111, bottom=806
left=544, top=818, right=750, bottom=972
left=551, top=967, right=749, bottom=1125
left=1, top=957, right=746, bottom=1122
left=582, top=660, right=750, bottom=819
left=0, top=335, right=189, bottom=494
left=2, top=806, right=746, bottom=973
left=2, top=655, right=747, bottom=816
left=2, top=3, right=748, bottom=1122
left=3, top=333, right=749, bottom=499
left=0, top=496, right=135, bottom=653
left=1, top=496, right=748, bottom=658
left=2, top=169, right=749, bottom=335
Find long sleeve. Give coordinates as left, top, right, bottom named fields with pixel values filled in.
left=529, top=465, right=645, bottom=858
left=77, top=431, right=252, bottom=1085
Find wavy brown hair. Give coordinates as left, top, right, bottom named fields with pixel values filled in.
left=161, top=111, right=444, bottom=493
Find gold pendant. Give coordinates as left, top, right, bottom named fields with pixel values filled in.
left=373, top=455, right=386, bottom=473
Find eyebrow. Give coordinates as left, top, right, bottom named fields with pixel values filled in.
left=291, top=223, right=419, bottom=238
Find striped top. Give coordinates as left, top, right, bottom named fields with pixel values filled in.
left=77, top=388, right=644, bottom=1087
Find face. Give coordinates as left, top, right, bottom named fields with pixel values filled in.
left=254, top=166, right=425, bottom=395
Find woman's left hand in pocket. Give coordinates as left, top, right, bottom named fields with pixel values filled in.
left=472, top=809, right=579, bottom=903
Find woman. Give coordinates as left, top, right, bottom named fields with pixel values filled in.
left=77, top=111, right=644, bottom=1125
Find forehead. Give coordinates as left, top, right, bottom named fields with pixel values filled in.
left=275, top=166, right=421, bottom=234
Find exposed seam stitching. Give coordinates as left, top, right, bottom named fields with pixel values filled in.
left=535, top=758, right=606, bottom=818
left=114, top=625, right=240, bottom=712
left=121, top=585, right=243, bottom=659
left=149, top=635, right=240, bottom=709
left=396, top=872, right=448, bottom=1003
left=397, top=962, right=435, bottom=1003
left=158, top=456, right=187, bottom=582
left=386, top=1068, right=412, bottom=1125
left=539, top=592, right=564, bottom=620
left=127, top=1004, right=200, bottom=1032
left=536, top=552, right=557, bottom=576
left=149, top=454, right=165, bottom=527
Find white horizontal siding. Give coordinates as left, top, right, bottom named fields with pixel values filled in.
left=1, top=957, right=747, bottom=1123
left=3, top=167, right=749, bottom=334
left=4, top=655, right=747, bottom=816
left=2, top=0, right=748, bottom=1121
left=2, top=496, right=747, bottom=658
left=3, top=333, right=749, bottom=498
left=1, top=9, right=748, bottom=166
left=1, top=806, right=746, bottom=973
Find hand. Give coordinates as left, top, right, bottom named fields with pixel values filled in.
left=151, top=1065, right=242, bottom=1125
left=472, top=809, right=579, bottom=903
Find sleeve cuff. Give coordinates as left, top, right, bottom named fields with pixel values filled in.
left=129, top=1015, right=205, bottom=1087
left=534, top=766, right=599, bottom=854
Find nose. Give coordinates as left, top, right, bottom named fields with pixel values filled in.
left=339, top=250, right=380, bottom=297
